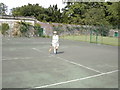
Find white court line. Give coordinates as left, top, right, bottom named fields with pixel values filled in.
left=56, top=57, right=102, bottom=73
left=34, top=70, right=118, bottom=88
left=2, top=57, right=31, bottom=60
left=10, top=42, right=51, bottom=44
left=32, top=48, right=102, bottom=73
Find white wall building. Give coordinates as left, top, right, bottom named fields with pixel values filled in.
left=0, top=15, right=36, bottom=36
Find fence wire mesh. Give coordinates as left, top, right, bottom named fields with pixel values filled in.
left=53, top=24, right=119, bottom=46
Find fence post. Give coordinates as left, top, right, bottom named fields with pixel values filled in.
left=90, top=30, right=92, bottom=43
left=96, top=29, right=98, bottom=44
left=85, top=30, right=87, bottom=42
left=101, top=25, right=104, bottom=44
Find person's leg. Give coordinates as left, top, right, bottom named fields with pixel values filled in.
left=56, top=43, right=59, bottom=54
left=56, top=46, right=58, bottom=54
left=53, top=43, right=59, bottom=54
left=54, top=46, right=56, bottom=54
left=52, top=43, right=56, bottom=54
left=49, top=46, right=52, bottom=53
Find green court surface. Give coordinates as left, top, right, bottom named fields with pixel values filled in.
left=2, top=37, right=118, bottom=88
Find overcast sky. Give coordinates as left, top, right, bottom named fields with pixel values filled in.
left=1, top=0, right=66, bottom=14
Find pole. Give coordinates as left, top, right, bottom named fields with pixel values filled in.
left=90, top=29, right=92, bottom=43
left=96, top=29, right=98, bottom=44
left=101, top=25, right=104, bottom=44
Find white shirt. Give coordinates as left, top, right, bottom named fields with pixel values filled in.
left=52, top=35, right=59, bottom=44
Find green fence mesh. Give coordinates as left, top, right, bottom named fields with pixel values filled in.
left=53, top=25, right=119, bottom=46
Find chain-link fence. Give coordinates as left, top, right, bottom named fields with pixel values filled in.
left=1, top=20, right=119, bottom=46
left=53, top=24, right=119, bottom=46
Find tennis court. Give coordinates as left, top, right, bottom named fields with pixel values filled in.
left=2, top=37, right=118, bottom=88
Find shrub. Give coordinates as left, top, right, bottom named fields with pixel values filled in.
left=1, top=23, right=9, bottom=35
left=34, top=23, right=43, bottom=37
left=17, top=21, right=31, bottom=37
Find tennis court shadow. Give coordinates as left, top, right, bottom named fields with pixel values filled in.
left=57, top=51, right=64, bottom=54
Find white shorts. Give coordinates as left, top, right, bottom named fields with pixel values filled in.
left=52, top=43, right=59, bottom=48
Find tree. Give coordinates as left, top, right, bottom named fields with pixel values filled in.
left=12, top=3, right=44, bottom=17
left=0, top=3, right=7, bottom=15
left=11, top=2, right=119, bottom=27
left=47, top=4, right=62, bottom=22
left=12, top=7, right=22, bottom=16
left=84, top=8, right=109, bottom=25
left=105, top=2, right=119, bottom=27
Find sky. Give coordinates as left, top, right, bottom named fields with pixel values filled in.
left=1, top=0, right=66, bottom=14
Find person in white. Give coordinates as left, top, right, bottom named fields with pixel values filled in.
left=52, top=31, right=59, bottom=54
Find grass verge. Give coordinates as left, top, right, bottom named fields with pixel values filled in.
left=60, top=35, right=119, bottom=46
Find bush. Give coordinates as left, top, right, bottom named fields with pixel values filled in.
left=1, top=23, right=9, bottom=35
left=41, top=35, right=50, bottom=38
left=17, top=21, right=31, bottom=37
left=34, top=23, right=43, bottom=37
